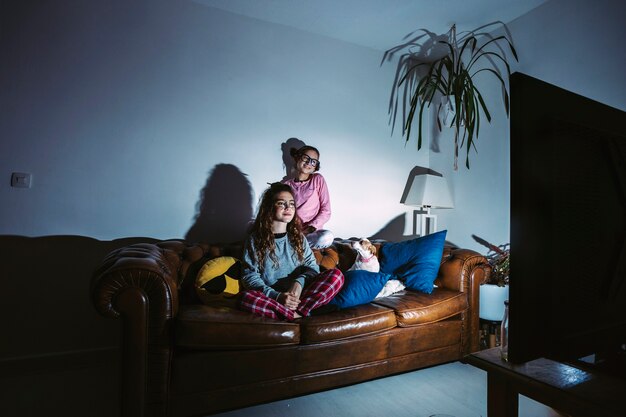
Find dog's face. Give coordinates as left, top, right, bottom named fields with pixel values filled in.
left=352, top=238, right=376, bottom=258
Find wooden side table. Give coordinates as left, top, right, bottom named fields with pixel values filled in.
left=465, top=348, right=626, bottom=417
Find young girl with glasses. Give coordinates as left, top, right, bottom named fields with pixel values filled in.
left=239, top=182, right=344, bottom=321
left=282, top=145, right=334, bottom=249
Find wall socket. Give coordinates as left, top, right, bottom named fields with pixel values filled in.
left=11, top=172, right=32, bottom=188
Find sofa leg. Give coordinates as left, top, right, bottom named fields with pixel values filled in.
left=118, top=288, right=148, bottom=417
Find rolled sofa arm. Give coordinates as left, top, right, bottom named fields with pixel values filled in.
left=91, top=241, right=190, bottom=417
left=436, top=248, right=491, bottom=354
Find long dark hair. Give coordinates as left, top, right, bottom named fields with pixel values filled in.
left=249, top=182, right=305, bottom=271
left=290, top=145, right=321, bottom=171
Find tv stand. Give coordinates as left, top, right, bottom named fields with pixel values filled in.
left=566, top=346, right=626, bottom=380
left=465, top=348, right=626, bottom=417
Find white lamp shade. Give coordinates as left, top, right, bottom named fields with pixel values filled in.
left=402, top=174, right=454, bottom=208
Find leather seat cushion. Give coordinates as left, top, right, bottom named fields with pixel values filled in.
left=175, top=289, right=465, bottom=348
left=176, top=304, right=300, bottom=349
left=373, top=288, right=468, bottom=327
left=299, top=303, right=397, bottom=344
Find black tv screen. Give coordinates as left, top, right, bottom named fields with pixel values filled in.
left=509, top=72, right=626, bottom=364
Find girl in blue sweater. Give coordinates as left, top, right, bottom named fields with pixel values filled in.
left=239, top=183, right=343, bottom=321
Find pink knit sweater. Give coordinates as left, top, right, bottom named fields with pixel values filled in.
left=282, top=173, right=331, bottom=230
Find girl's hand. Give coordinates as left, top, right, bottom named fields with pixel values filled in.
left=278, top=292, right=300, bottom=310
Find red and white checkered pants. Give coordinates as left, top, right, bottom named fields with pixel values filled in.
left=239, top=268, right=344, bottom=321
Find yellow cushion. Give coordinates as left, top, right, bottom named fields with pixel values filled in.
left=195, top=256, right=241, bottom=306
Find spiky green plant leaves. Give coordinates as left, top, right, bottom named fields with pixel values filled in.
left=382, top=22, right=518, bottom=169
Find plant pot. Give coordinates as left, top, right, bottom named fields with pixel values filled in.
left=479, top=283, right=509, bottom=321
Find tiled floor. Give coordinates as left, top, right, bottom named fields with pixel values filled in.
left=209, top=361, right=565, bottom=417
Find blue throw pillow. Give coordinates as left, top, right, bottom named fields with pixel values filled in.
left=379, top=230, right=447, bottom=294
left=329, top=270, right=392, bottom=309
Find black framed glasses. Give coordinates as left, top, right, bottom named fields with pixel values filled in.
left=274, top=200, right=296, bottom=210
left=300, top=154, right=319, bottom=167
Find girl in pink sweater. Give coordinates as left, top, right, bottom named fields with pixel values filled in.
left=282, top=145, right=334, bottom=249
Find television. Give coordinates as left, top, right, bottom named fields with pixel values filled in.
left=509, top=72, right=626, bottom=371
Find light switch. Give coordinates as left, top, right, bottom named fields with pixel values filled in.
left=11, top=172, right=32, bottom=188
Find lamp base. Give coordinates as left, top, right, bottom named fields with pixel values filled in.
left=413, top=208, right=437, bottom=236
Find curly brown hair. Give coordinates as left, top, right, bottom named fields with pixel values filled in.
left=250, top=182, right=305, bottom=271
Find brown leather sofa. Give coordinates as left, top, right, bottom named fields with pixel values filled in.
left=91, top=238, right=491, bottom=417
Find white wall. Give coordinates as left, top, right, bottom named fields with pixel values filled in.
left=1, top=0, right=624, bottom=251
left=0, top=0, right=430, bottom=245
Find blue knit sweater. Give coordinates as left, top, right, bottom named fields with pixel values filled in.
left=241, top=233, right=320, bottom=300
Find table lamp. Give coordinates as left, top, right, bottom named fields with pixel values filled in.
left=400, top=167, right=454, bottom=235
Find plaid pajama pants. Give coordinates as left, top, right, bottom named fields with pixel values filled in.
left=239, top=268, right=344, bottom=321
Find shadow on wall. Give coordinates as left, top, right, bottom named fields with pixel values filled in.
left=370, top=214, right=407, bottom=242
left=186, top=164, right=254, bottom=245
left=281, top=137, right=306, bottom=181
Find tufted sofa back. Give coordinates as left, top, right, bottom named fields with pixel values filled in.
left=94, top=238, right=468, bottom=310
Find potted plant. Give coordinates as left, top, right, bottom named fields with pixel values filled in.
left=472, top=235, right=510, bottom=321
left=382, top=22, right=518, bottom=169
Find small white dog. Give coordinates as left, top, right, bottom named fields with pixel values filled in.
left=348, top=238, right=406, bottom=299
left=348, top=238, right=380, bottom=273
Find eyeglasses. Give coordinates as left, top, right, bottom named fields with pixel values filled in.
left=275, top=200, right=296, bottom=210
left=300, top=154, right=319, bottom=167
